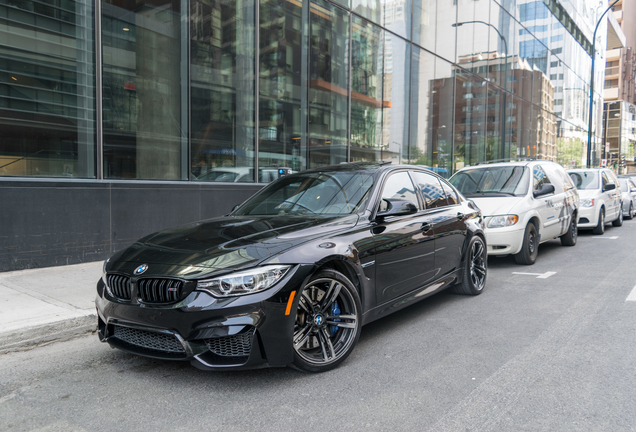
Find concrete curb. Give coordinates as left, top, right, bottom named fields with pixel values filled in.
left=0, top=315, right=97, bottom=355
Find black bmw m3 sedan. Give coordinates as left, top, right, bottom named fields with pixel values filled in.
left=96, top=163, right=487, bottom=372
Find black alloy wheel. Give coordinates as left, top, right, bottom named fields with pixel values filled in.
left=560, top=216, right=577, bottom=246
left=593, top=208, right=605, bottom=235
left=613, top=207, right=623, bottom=227
left=452, top=235, right=487, bottom=295
left=292, top=269, right=361, bottom=373
left=514, top=223, right=539, bottom=265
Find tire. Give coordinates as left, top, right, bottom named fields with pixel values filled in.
left=592, top=208, right=605, bottom=235
left=560, top=216, right=577, bottom=246
left=613, top=207, right=623, bottom=227
left=629, top=203, right=634, bottom=220
left=451, top=235, right=487, bottom=295
left=291, top=269, right=361, bottom=373
left=514, top=223, right=539, bottom=265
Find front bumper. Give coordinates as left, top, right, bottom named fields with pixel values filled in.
left=96, top=264, right=314, bottom=371
left=483, top=224, right=525, bottom=256
left=577, top=205, right=599, bottom=229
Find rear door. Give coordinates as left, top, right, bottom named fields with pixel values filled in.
left=411, top=171, right=467, bottom=278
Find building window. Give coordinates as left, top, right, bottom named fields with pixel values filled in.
left=0, top=0, right=96, bottom=178
left=103, top=0, right=190, bottom=180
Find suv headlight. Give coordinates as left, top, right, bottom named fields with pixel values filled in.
left=196, top=265, right=291, bottom=297
left=580, top=198, right=595, bottom=208
left=487, top=215, right=519, bottom=228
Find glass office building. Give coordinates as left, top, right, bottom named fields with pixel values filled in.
left=0, top=0, right=611, bottom=269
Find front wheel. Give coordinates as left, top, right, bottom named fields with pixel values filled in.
left=560, top=216, right=577, bottom=246
left=514, top=223, right=539, bottom=265
left=613, top=207, right=623, bottom=227
left=592, top=208, right=605, bottom=235
left=292, top=269, right=361, bottom=373
left=452, top=235, right=487, bottom=295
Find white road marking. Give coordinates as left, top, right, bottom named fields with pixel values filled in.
left=626, top=284, right=636, bottom=302
left=593, top=236, right=618, bottom=239
left=512, top=271, right=556, bottom=279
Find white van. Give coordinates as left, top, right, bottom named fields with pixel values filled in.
left=450, top=160, right=579, bottom=265
left=567, top=168, right=623, bottom=234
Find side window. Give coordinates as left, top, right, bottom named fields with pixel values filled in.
left=543, top=164, right=566, bottom=194
left=533, top=165, right=551, bottom=191
left=439, top=178, right=459, bottom=205
left=601, top=172, right=609, bottom=189
left=379, top=172, right=420, bottom=212
left=411, top=171, right=449, bottom=208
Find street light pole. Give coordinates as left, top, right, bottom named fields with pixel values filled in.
left=587, top=0, right=620, bottom=168
left=453, top=21, right=508, bottom=160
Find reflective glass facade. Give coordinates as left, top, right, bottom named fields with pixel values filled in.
left=0, top=0, right=608, bottom=180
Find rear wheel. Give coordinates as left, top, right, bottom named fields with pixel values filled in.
left=592, top=208, right=605, bottom=235
left=292, top=269, right=361, bottom=373
left=560, top=216, right=577, bottom=246
left=613, top=207, right=623, bottom=227
left=514, top=223, right=539, bottom=265
left=451, top=235, right=487, bottom=295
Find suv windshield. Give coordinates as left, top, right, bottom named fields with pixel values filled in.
left=569, top=171, right=599, bottom=190
left=450, top=166, right=529, bottom=197
left=236, top=171, right=374, bottom=215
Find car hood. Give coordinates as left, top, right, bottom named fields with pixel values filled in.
left=577, top=189, right=600, bottom=199
left=110, top=215, right=359, bottom=277
left=467, top=196, right=524, bottom=217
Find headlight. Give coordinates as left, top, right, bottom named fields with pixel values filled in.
left=580, top=198, right=595, bottom=208
left=487, top=215, right=519, bottom=228
left=196, top=265, right=291, bottom=297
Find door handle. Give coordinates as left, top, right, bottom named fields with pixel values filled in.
left=421, top=222, right=431, bottom=232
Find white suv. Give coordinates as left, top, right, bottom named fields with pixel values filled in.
left=567, top=168, right=623, bottom=234
left=450, top=160, right=579, bottom=265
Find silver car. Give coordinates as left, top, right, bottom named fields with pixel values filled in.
left=618, top=177, right=636, bottom=219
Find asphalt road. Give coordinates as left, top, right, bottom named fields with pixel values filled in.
left=2, top=219, right=636, bottom=431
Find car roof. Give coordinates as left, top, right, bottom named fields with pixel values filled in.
left=301, top=162, right=443, bottom=175
left=455, top=160, right=558, bottom=171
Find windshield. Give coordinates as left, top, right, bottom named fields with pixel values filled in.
left=450, top=166, right=529, bottom=197
left=235, top=171, right=374, bottom=216
left=569, top=171, right=599, bottom=190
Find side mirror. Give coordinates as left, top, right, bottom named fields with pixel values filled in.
left=533, top=183, right=555, bottom=198
left=376, top=199, right=418, bottom=218
left=604, top=183, right=616, bottom=192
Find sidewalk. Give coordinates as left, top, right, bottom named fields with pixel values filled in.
left=0, top=261, right=102, bottom=354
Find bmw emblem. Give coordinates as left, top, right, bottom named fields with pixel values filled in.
left=134, top=264, right=148, bottom=275
left=314, top=315, right=324, bottom=326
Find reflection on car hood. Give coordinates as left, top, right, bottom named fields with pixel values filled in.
left=468, top=196, right=524, bottom=217
left=577, top=189, right=600, bottom=199
left=114, top=215, right=359, bottom=274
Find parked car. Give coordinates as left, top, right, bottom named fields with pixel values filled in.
left=618, top=177, right=636, bottom=219
left=96, top=163, right=487, bottom=372
left=450, top=160, right=579, bottom=265
left=194, top=167, right=284, bottom=183
left=567, top=168, right=623, bottom=234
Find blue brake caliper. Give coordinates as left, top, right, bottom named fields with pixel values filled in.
left=330, top=301, right=341, bottom=336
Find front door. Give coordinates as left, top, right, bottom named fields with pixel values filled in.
left=373, top=171, right=436, bottom=305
